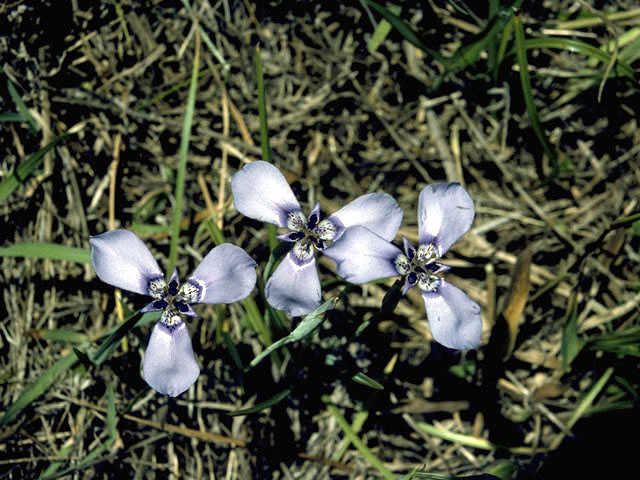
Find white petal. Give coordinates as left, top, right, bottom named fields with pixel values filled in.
left=265, top=252, right=321, bottom=317
left=143, top=320, right=200, bottom=397
left=231, top=161, right=302, bottom=227
left=90, top=230, right=163, bottom=295
left=188, top=244, right=257, bottom=304
left=323, top=226, right=401, bottom=284
left=421, top=279, right=482, bottom=350
left=329, top=193, right=403, bottom=242
left=418, top=183, right=474, bottom=256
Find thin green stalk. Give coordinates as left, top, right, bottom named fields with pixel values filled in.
left=513, top=10, right=558, bottom=177
left=324, top=398, right=395, bottom=480
left=167, top=27, right=200, bottom=276
left=255, top=46, right=278, bottom=252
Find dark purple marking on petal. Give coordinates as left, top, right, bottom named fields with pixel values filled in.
left=402, top=277, right=416, bottom=295
left=308, top=214, right=318, bottom=230
left=175, top=301, right=189, bottom=313
left=407, top=272, right=417, bottom=284
left=403, top=237, right=416, bottom=259
left=153, top=299, right=169, bottom=309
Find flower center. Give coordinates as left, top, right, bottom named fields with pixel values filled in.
left=147, top=276, right=203, bottom=325
left=394, top=242, right=440, bottom=292
left=286, top=210, right=337, bottom=261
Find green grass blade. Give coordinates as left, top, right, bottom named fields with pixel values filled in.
left=7, top=79, right=39, bottom=133
left=0, top=133, right=68, bottom=203
left=589, top=325, right=640, bottom=357
left=39, top=442, right=76, bottom=479
left=92, top=311, right=160, bottom=366
left=495, top=14, right=515, bottom=80
left=514, top=37, right=637, bottom=81
left=29, top=329, right=90, bottom=344
left=324, top=397, right=395, bottom=480
left=513, top=11, right=557, bottom=175
left=180, top=0, right=230, bottom=73
left=567, top=367, right=614, bottom=429
left=362, top=0, right=448, bottom=66
left=204, top=218, right=226, bottom=246
left=167, top=26, right=200, bottom=276
left=41, top=384, right=118, bottom=479
left=367, top=4, right=401, bottom=54
left=0, top=112, right=23, bottom=122
left=487, top=0, right=500, bottom=74
left=0, top=243, right=90, bottom=264
left=0, top=352, right=78, bottom=428
left=417, top=421, right=539, bottom=454
left=447, top=2, right=521, bottom=73
left=352, top=372, right=384, bottom=390
left=229, top=388, right=292, bottom=416
left=255, top=46, right=278, bottom=251
left=255, top=46, right=272, bottom=165
left=562, top=295, right=583, bottom=369
left=106, top=382, right=117, bottom=439
left=242, top=296, right=273, bottom=347
left=247, top=297, right=337, bottom=369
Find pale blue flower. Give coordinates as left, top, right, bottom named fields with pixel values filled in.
left=231, top=161, right=403, bottom=317
left=324, top=183, right=481, bottom=349
left=90, top=230, right=257, bottom=396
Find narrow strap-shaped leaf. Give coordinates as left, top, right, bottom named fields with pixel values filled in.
left=0, top=133, right=68, bottom=203
left=0, top=243, right=90, bottom=264
left=7, top=79, right=39, bottom=133
left=228, top=388, right=291, bottom=416
left=324, top=397, right=395, bottom=480
left=513, top=11, right=557, bottom=176
left=167, top=23, right=200, bottom=276
left=363, top=0, right=448, bottom=67
left=0, top=352, right=78, bottom=428
left=247, top=297, right=337, bottom=369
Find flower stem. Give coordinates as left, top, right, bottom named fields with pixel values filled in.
left=168, top=25, right=200, bottom=276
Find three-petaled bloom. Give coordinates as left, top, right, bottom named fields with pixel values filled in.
left=324, top=183, right=481, bottom=350
left=231, top=161, right=403, bottom=317
left=90, top=230, right=257, bottom=396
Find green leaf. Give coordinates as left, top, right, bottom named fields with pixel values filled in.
left=7, top=79, right=39, bottom=133
left=367, top=4, right=402, bottom=54
left=92, top=311, right=159, bottom=366
left=247, top=297, right=338, bottom=369
left=229, top=388, right=291, bottom=416
left=417, top=421, right=538, bottom=454
left=567, top=367, right=614, bottom=429
left=242, top=295, right=273, bottom=347
left=29, top=329, right=89, bottom=344
left=0, top=352, right=78, bottom=428
left=73, top=347, right=95, bottom=369
left=511, top=37, right=637, bottom=81
left=513, top=11, right=558, bottom=175
left=167, top=23, right=200, bottom=276
left=204, top=218, right=226, bottom=246
left=0, top=133, right=68, bottom=203
left=487, top=461, right=518, bottom=480
left=0, top=243, right=90, bottom=264
left=447, top=3, right=521, bottom=73
left=352, top=372, right=384, bottom=390
left=562, top=295, right=583, bottom=369
left=324, top=396, right=395, bottom=480
left=255, top=46, right=279, bottom=252
left=363, top=0, right=447, bottom=66
left=180, top=0, right=230, bottom=73
left=0, top=112, right=23, bottom=122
